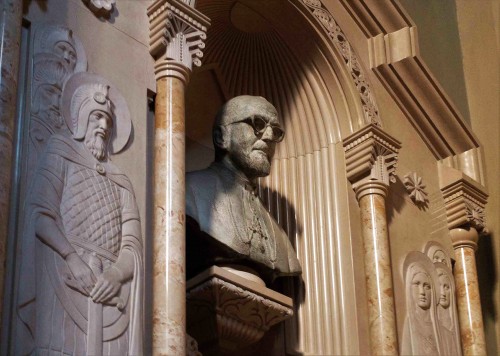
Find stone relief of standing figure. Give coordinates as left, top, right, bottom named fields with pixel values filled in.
left=401, top=252, right=441, bottom=355
left=17, top=71, right=143, bottom=355
left=435, top=264, right=462, bottom=355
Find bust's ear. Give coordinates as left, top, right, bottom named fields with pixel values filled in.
left=213, top=125, right=228, bottom=150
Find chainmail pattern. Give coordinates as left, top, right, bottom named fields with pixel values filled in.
left=60, top=163, right=122, bottom=256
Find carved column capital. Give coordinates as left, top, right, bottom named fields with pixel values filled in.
left=440, top=166, right=488, bottom=234
left=343, top=123, right=401, bottom=200
left=148, top=0, right=210, bottom=83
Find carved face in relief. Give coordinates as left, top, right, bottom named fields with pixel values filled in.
left=411, top=268, right=432, bottom=310
left=53, top=40, right=77, bottom=71
left=438, top=271, right=451, bottom=309
left=432, top=250, right=448, bottom=266
left=84, top=109, right=113, bottom=161
left=215, top=96, right=284, bottom=179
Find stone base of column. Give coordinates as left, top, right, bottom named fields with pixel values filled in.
left=186, top=266, right=293, bottom=355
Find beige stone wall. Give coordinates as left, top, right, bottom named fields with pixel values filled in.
left=455, top=1, right=500, bottom=354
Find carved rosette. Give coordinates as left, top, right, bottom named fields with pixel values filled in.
left=404, top=172, right=428, bottom=204
left=343, top=123, right=401, bottom=199
left=187, top=267, right=293, bottom=353
left=148, top=0, right=209, bottom=82
left=441, top=176, right=488, bottom=234
left=300, top=0, right=381, bottom=125
left=87, top=0, right=116, bottom=12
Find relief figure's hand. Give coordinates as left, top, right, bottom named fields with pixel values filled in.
left=65, top=252, right=97, bottom=295
left=90, top=266, right=122, bottom=304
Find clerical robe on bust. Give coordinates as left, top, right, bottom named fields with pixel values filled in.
left=186, top=95, right=301, bottom=284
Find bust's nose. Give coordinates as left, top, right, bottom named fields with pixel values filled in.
left=260, top=125, right=274, bottom=142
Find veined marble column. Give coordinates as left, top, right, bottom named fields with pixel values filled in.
left=0, top=0, right=23, bottom=329
left=147, top=1, right=209, bottom=355
left=440, top=167, right=488, bottom=356
left=343, top=124, right=401, bottom=355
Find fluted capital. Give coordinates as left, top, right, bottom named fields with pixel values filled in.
left=148, top=0, right=210, bottom=82
left=440, top=166, right=488, bottom=233
left=343, top=124, right=401, bottom=200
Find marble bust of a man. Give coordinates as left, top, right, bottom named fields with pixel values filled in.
left=186, top=95, right=301, bottom=283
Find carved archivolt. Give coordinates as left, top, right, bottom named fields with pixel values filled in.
left=401, top=244, right=462, bottom=355
left=300, top=0, right=381, bottom=126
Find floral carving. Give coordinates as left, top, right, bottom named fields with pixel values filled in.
left=187, top=273, right=293, bottom=352
left=300, top=0, right=381, bottom=126
left=88, top=0, right=116, bottom=12
left=404, top=172, right=428, bottom=204
left=465, top=202, right=486, bottom=232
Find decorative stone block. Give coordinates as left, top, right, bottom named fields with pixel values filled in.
left=404, top=172, right=428, bottom=205
left=147, top=0, right=209, bottom=69
left=186, top=266, right=293, bottom=354
left=343, top=123, right=401, bottom=189
left=439, top=166, right=488, bottom=232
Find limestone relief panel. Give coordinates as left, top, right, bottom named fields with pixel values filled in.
left=401, top=244, right=462, bottom=355
left=14, top=24, right=143, bottom=355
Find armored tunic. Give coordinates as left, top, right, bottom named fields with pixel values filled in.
left=18, top=134, right=143, bottom=355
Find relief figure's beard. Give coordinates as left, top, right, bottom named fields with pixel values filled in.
left=85, top=134, right=107, bottom=161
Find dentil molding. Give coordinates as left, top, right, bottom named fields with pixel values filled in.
left=343, top=123, right=401, bottom=195
left=148, top=0, right=210, bottom=81
left=439, top=166, right=488, bottom=233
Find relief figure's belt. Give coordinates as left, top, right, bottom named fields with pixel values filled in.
left=67, top=234, right=118, bottom=263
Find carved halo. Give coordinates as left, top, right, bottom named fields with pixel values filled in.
left=61, top=72, right=132, bottom=154
left=423, top=241, right=452, bottom=268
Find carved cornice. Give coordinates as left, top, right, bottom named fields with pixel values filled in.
left=299, top=0, right=381, bottom=126
left=441, top=179, right=488, bottom=233
left=343, top=124, right=401, bottom=198
left=186, top=266, right=293, bottom=352
left=340, top=0, right=480, bottom=159
left=148, top=0, right=210, bottom=81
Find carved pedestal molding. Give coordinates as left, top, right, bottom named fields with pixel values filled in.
left=186, top=266, right=293, bottom=355
left=440, top=166, right=488, bottom=355
left=343, top=124, right=401, bottom=355
left=148, top=1, right=209, bottom=355
left=0, top=0, right=23, bottom=334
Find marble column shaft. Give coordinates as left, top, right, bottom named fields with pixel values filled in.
left=357, top=182, right=398, bottom=355
left=152, top=73, right=187, bottom=356
left=0, top=0, right=23, bottom=330
left=451, top=228, right=486, bottom=356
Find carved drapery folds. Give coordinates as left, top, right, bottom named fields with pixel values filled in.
left=439, top=166, right=488, bottom=355
left=9, top=24, right=143, bottom=355
left=147, top=1, right=209, bottom=354
left=343, top=124, right=401, bottom=355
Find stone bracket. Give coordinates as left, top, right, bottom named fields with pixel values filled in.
left=343, top=123, right=401, bottom=189
left=186, top=266, right=293, bottom=353
left=148, top=0, right=210, bottom=70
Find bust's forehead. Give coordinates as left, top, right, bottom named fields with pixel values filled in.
left=222, top=96, right=279, bottom=124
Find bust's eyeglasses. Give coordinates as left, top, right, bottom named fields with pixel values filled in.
left=226, top=116, right=285, bottom=142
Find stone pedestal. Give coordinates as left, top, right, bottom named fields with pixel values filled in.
left=440, top=166, right=488, bottom=356
left=343, top=124, right=401, bottom=355
left=147, top=1, right=209, bottom=354
left=186, top=266, right=293, bottom=355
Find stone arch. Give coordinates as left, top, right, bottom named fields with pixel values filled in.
left=185, top=0, right=376, bottom=353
